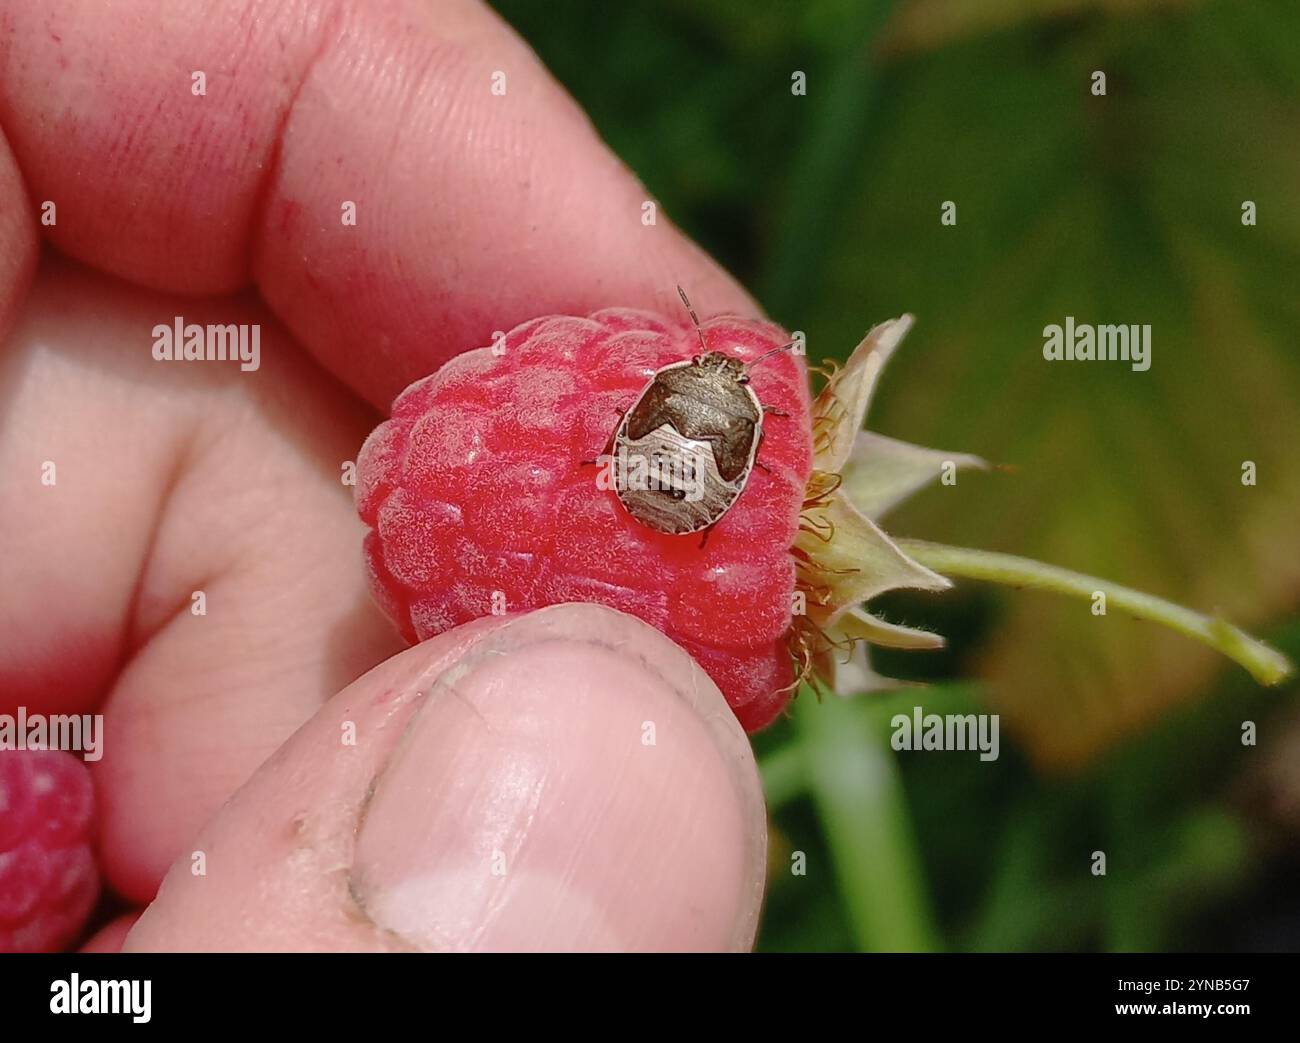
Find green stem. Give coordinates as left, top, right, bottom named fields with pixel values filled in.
left=896, top=538, right=1294, bottom=687
left=794, top=691, right=938, bottom=952
left=758, top=743, right=807, bottom=809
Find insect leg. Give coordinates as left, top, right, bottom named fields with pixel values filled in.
left=581, top=418, right=628, bottom=467
left=752, top=426, right=771, bottom=472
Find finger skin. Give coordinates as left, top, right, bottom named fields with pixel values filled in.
left=0, top=257, right=403, bottom=901
left=0, top=124, right=35, bottom=340
left=80, top=912, right=142, bottom=953
left=0, top=0, right=768, bottom=939
left=124, top=604, right=768, bottom=952
left=0, top=0, right=755, bottom=407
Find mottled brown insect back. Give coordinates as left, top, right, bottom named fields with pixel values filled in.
left=610, top=351, right=764, bottom=535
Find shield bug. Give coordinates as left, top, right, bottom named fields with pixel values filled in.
left=607, top=288, right=794, bottom=536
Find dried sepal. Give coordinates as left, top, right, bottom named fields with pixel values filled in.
left=794, top=492, right=949, bottom=626
left=842, top=431, right=988, bottom=521
left=790, top=316, right=958, bottom=695
left=809, top=316, right=914, bottom=474
left=801, top=617, right=921, bottom=697
left=836, top=604, right=945, bottom=651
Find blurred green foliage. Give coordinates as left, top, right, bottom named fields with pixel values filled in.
left=491, top=0, right=1300, bottom=950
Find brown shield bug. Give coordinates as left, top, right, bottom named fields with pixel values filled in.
left=605, top=288, right=795, bottom=536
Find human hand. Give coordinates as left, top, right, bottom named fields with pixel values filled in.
left=0, top=0, right=766, bottom=952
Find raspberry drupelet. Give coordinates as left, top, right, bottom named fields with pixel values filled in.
left=356, top=309, right=813, bottom=731
left=0, top=749, right=100, bottom=952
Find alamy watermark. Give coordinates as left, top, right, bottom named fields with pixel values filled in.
left=890, top=706, right=1000, bottom=761
left=595, top=446, right=707, bottom=502
left=0, top=707, right=104, bottom=761
left=50, top=975, right=151, bottom=1023
left=1043, top=316, right=1151, bottom=372
left=152, top=316, right=261, bottom=371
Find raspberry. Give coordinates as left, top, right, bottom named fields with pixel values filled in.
left=357, top=309, right=813, bottom=730
left=0, top=750, right=100, bottom=952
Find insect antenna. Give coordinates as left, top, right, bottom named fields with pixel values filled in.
left=744, top=339, right=800, bottom=371
left=676, top=285, right=708, bottom=354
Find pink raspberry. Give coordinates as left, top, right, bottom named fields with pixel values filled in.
left=0, top=749, right=100, bottom=952
left=356, top=309, right=814, bottom=730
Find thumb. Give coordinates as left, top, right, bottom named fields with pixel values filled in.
left=122, top=603, right=768, bottom=952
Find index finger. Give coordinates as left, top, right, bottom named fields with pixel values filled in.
left=0, top=0, right=756, bottom=406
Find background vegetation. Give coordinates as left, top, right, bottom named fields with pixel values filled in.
left=492, top=0, right=1300, bottom=951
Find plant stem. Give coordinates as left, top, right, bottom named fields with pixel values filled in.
left=795, top=691, right=938, bottom=952
left=758, top=743, right=807, bottom=809
left=896, top=538, right=1294, bottom=686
